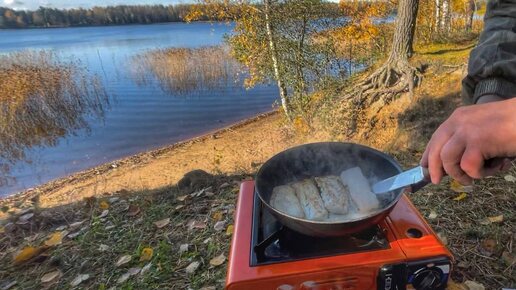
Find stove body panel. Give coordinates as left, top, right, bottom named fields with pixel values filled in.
left=226, top=181, right=453, bottom=290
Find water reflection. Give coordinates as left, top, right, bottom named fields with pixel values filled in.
left=131, top=46, right=242, bottom=95
left=0, top=51, right=108, bottom=186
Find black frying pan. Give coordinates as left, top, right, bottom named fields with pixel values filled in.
left=255, top=142, right=420, bottom=237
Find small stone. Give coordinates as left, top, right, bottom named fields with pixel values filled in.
left=109, top=197, right=120, bottom=203
left=428, top=210, right=437, bottom=219
left=179, top=244, right=189, bottom=254
left=185, top=261, right=200, bottom=274
left=111, top=164, right=118, bottom=168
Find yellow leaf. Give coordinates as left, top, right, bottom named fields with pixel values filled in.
left=209, top=253, right=226, bottom=267
left=453, top=192, right=467, bottom=201
left=212, top=211, right=224, bottom=221
left=450, top=179, right=473, bottom=193
left=13, top=246, right=45, bottom=264
left=487, top=215, right=504, bottom=223
left=140, top=247, right=153, bottom=262
left=226, top=224, right=234, bottom=236
left=44, top=232, right=63, bottom=247
left=99, top=200, right=109, bottom=210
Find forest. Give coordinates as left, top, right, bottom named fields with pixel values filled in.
left=0, top=5, right=198, bottom=28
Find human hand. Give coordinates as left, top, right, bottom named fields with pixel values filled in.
left=420, top=97, right=516, bottom=185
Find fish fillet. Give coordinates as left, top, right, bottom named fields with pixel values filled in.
left=314, top=176, right=350, bottom=214
left=270, top=185, right=305, bottom=218
left=291, top=179, right=328, bottom=221
left=340, top=167, right=380, bottom=213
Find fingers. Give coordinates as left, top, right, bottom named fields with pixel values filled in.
left=460, top=147, right=485, bottom=179
left=426, top=126, right=453, bottom=184
left=440, top=135, right=472, bottom=185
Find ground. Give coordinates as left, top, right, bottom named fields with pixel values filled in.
left=0, top=40, right=515, bottom=290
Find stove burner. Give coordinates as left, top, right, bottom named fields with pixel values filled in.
left=250, top=192, right=390, bottom=266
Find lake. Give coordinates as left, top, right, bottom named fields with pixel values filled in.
left=0, top=22, right=279, bottom=197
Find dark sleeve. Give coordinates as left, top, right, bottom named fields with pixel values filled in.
left=462, top=0, right=516, bottom=104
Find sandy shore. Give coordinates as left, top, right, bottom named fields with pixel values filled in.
left=1, top=111, right=314, bottom=208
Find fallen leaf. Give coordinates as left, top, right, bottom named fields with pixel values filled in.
left=0, top=226, right=5, bottom=234
left=219, top=182, right=230, bottom=189
left=55, top=225, right=67, bottom=231
left=226, top=224, right=234, bottom=236
left=98, top=244, right=110, bottom=252
left=446, top=281, right=468, bottom=290
left=479, top=239, right=496, bottom=256
left=185, top=261, right=200, bottom=274
left=187, top=220, right=206, bottom=230
left=199, top=287, right=216, bottom=290
left=437, top=232, right=447, bottom=245
left=117, top=273, right=130, bottom=284
left=140, top=247, right=153, bottom=261
left=212, top=211, right=224, bottom=221
left=179, top=244, right=189, bottom=254
left=450, top=179, right=473, bottom=193
left=44, top=232, right=63, bottom=247
left=70, top=274, right=90, bottom=287
left=13, top=246, right=45, bottom=264
left=504, top=175, right=516, bottom=182
left=209, top=254, right=226, bottom=267
left=127, top=204, right=140, bottom=217
left=205, top=191, right=215, bottom=197
left=464, top=280, right=485, bottom=290
left=41, top=270, right=61, bottom=284
left=177, top=195, right=188, bottom=202
left=175, top=205, right=184, bottom=210
left=67, top=231, right=81, bottom=239
left=213, top=221, right=225, bottom=231
left=99, top=200, right=109, bottom=210
left=487, top=215, right=504, bottom=223
left=0, top=280, right=17, bottom=290
left=140, top=263, right=152, bottom=276
left=428, top=210, right=437, bottom=219
left=18, top=213, right=34, bottom=222
left=127, top=267, right=141, bottom=276
left=203, top=238, right=212, bottom=244
left=116, top=255, right=132, bottom=267
left=154, top=218, right=170, bottom=229
left=69, top=221, right=84, bottom=230
left=99, top=210, right=109, bottom=218
left=452, top=192, right=468, bottom=201
left=109, top=197, right=120, bottom=203
left=501, top=251, right=516, bottom=266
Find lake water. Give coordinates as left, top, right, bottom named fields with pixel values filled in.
left=0, top=22, right=279, bottom=197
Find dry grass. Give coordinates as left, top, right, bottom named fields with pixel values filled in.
left=131, top=46, right=242, bottom=95
left=0, top=51, right=108, bottom=185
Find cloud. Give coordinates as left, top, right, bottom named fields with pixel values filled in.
left=3, top=0, right=14, bottom=5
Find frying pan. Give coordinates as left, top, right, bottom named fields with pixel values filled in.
left=255, top=142, right=424, bottom=237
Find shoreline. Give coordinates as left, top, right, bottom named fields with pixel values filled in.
left=0, top=110, right=279, bottom=206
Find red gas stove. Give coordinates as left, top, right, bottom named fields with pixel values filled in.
left=226, top=181, right=453, bottom=290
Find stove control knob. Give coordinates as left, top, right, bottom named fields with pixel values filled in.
left=412, top=268, right=443, bottom=290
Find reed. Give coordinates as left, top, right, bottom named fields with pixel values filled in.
left=0, top=51, right=108, bottom=183
left=131, top=46, right=242, bottom=94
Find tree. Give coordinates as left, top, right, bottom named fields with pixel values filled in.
left=188, top=0, right=342, bottom=119
left=342, top=0, right=420, bottom=108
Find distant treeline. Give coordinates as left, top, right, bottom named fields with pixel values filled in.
left=0, top=5, right=206, bottom=29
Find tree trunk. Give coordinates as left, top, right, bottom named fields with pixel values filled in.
left=264, top=0, right=291, bottom=119
left=434, top=0, right=441, bottom=33
left=465, top=0, right=475, bottom=32
left=441, top=0, right=451, bottom=33
left=389, top=0, right=419, bottom=61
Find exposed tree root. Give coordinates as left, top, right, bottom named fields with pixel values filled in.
left=339, top=58, right=421, bottom=136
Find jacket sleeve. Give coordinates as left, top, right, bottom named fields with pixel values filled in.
left=462, top=0, right=516, bottom=104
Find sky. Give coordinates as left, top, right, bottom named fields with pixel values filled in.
left=2, top=0, right=340, bottom=11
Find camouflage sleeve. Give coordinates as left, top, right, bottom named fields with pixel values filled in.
left=462, top=0, right=516, bottom=104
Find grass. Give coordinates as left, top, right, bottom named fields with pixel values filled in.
left=0, top=174, right=244, bottom=289
left=131, top=46, right=242, bottom=95
left=0, top=51, right=108, bottom=185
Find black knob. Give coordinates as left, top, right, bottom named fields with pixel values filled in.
left=412, top=268, right=443, bottom=290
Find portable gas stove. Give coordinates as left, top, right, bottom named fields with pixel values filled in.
left=226, top=181, right=453, bottom=290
